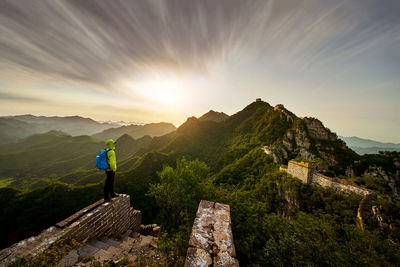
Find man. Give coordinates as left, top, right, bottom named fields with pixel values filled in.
left=104, top=139, right=118, bottom=202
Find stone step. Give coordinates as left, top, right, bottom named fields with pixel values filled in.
left=57, top=249, right=79, bottom=267
left=77, top=244, right=100, bottom=259
left=104, top=238, right=121, bottom=248
left=93, top=248, right=114, bottom=262
left=119, top=237, right=136, bottom=254
left=138, top=235, right=155, bottom=248
left=106, top=245, right=125, bottom=259
left=90, top=240, right=111, bottom=250
left=57, top=233, right=158, bottom=266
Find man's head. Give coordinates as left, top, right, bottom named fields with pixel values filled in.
left=105, top=139, right=116, bottom=149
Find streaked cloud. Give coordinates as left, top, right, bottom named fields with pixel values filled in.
left=0, top=0, right=399, bottom=141
left=0, top=91, right=45, bottom=102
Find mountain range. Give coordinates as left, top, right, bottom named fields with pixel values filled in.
left=340, top=136, right=400, bottom=155
left=0, top=115, right=116, bottom=144
left=92, top=122, right=176, bottom=141
left=2, top=102, right=397, bottom=190
left=0, top=100, right=399, bottom=266
left=0, top=115, right=176, bottom=145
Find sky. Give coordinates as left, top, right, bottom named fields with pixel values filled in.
left=0, top=0, right=399, bottom=142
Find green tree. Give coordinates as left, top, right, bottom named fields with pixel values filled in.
left=148, top=158, right=210, bottom=265
left=148, top=158, right=209, bottom=232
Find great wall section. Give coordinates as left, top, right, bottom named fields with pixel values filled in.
left=280, top=160, right=376, bottom=229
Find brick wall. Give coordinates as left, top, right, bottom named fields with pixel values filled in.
left=185, top=200, right=239, bottom=267
left=0, top=194, right=141, bottom=267
left=61, top=194, right=141, bottom=242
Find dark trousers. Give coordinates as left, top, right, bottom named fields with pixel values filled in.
left=104, top=170, right=115, bottom=201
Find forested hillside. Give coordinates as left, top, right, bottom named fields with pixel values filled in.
left=1, top=100, right=399, bottom=266
left=0, top=131, right=155, bottom=189
left=92, top=122, right=176, bottom=140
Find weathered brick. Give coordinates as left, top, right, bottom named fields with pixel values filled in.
left=0, top=195, right=143, bottom=266
left=185, top=201, right=239, bottom=267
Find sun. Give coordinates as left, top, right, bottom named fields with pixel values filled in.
left=124, top=74, right=185, bottom=107
left=140, top=78, right=183, bottom=106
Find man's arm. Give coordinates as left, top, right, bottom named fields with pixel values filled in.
left=107, top=150, right=117, bottom=172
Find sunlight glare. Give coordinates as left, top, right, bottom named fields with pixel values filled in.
left=126, top=75, right=185, bottom=107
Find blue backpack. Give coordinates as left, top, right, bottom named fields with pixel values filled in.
left=96, top=149, right=110, bottom=170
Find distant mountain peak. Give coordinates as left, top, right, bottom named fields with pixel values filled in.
left=117, top=133, right=135, bottom=141
left=339, top=136, right=400, bottom=155
left=92, top=122, right=176, bottom=141
left=198, top=110, right=229, bottom=122
left=244, top=99, right=273, bottom=110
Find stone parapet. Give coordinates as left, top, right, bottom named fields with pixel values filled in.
left=0, top=194, right=141, bottom=267
left=185, top=200, right=239, bottom=267
left=311, top=173, right=371, bottom=196
left=283, top=161, right=371, bottom=196
left=281, top=160, right=376, bottom=231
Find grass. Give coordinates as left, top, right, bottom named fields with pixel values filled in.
left=0, top=177, right=15, bottom=188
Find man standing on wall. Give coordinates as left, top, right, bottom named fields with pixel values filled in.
left=104, top=139, right=118, bottom=202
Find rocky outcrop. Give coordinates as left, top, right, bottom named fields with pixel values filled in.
left=274, top=104, right=294, bottom=122
left=363, top=165, right=399, bottom=199
left=357, top=193, right=377, bottom=230
left=185, top=200, right=238, bottom=267
left=263, top=116, right=351, bottom=168
left=263, top=146, right=288, bottom=163
left=356, top=193, right=391, bottom=236
left=303, top=117, right=337, bottom=141
left=346, top=152, right=400, bottom=199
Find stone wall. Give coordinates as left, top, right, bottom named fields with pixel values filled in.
left=311, top=173, right=371, bottom=196
left=185, top=200, right=239, bottom=267
left=282, top=161, right=375, bottom=230
left=284, top=160, right=371, bottom=196
left=0, top=194, right=141, bottom=267
left=287, top=160, right=315, bottom=184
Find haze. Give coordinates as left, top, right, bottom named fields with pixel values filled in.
left=0, top=0, right=399, bottom=142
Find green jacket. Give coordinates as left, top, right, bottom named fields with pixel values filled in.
left=106, top=140, right=117, bottom=172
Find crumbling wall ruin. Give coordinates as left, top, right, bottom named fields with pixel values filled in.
left=185, top=200, right=239, bottom=267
